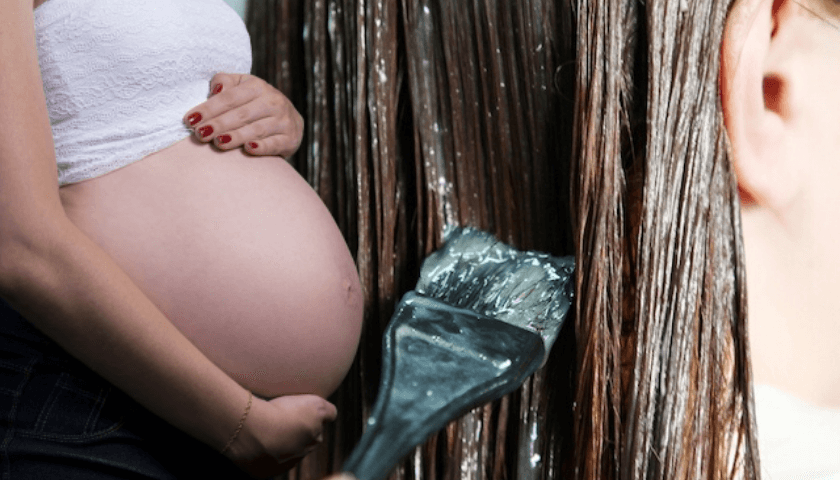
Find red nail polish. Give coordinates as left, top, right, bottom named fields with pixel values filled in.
left=212, top=84, right=223, bottom=95
left=248, top=142, right=259, bottom=150
left=217, top=134, right=232, bottom=145
left=187, top=113, right=202, bottom=126
left=198, top=125, right=214, bottom=138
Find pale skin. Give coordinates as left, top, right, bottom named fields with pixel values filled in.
left=0, top=1, right=346, bottom=478
left=721, top=0, right=840, bottom=407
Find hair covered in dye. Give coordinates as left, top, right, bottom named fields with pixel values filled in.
left=247, top=0, right=761, bottom=478
left=567, top=0, right=761, bottom=477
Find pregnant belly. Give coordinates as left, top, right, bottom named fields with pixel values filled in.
left=59, top=137, right=363, bottom=399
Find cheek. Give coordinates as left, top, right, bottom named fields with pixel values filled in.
left=792, top=52, right=840, bottom=155
left=818, top=57, right=840, bottom=133
left=791, top=44, right=840, bottom=214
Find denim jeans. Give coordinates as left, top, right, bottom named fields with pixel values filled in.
left=0, top=299, right=251, bottom=479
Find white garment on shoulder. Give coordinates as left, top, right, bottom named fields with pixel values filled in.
left=754, top=384, right=840, bottom=479
left=34, top=0, right=252, bottom=185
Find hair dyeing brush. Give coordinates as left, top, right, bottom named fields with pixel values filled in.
left=341, top=227, right=574, bottom=480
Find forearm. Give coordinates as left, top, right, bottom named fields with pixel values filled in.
left=0, top=215, right=248, bottom=452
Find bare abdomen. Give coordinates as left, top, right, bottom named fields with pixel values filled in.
left=59, top=137, right=364, bottom=398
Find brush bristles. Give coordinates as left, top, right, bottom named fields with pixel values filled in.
left=415, top=227, right=575, bottom=354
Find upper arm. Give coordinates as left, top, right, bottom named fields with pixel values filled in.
left=0, top=1, right=65, bottom=243
left=0, top=1, right=69, bottom=286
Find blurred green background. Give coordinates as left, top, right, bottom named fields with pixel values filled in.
left=223, top=0, right=247, bottom=18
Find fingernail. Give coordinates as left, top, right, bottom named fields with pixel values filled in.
left=198, top=125, right=214, bottom=138
left=216, top=134, right=232, bottom=145
left=248, top=142, right=259, bottom=150
left=212, top=84, right=223, bottom=95
left=186, top=113, right=202, bottom=126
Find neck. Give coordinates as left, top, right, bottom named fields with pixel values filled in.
left=743, top=207, right=840, bottom=408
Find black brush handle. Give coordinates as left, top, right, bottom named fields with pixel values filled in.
left=342, top=293, right=545, bottom=480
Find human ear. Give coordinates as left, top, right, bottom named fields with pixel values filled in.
left=720, top=0, right=802, bottom=209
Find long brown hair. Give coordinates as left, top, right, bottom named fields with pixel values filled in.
left=567, top=0, right=761, bottom=477
left=248, top=0, right=760, bottom=478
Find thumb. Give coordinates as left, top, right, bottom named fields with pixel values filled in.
left=264, top=395, right=337, bottom=451
left=209, top=72, right=246, bottom=97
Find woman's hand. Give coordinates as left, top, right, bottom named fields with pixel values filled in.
left=226, top=393, right=338, bottom=479
left=183, top=73, right=304, bottom=158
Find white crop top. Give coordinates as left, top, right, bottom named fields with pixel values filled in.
left=34, top=0, right=252, bottom=185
